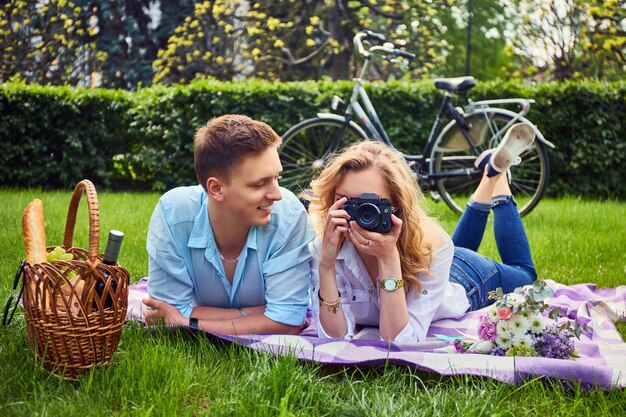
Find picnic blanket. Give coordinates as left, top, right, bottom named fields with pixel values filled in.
left=127, top=279, right=626, bottom=389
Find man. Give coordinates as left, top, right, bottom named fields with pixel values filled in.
left=143, top=115, right=315, bottom=335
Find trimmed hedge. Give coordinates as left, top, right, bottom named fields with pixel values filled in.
left=1, top=79, right=624, bottom=198
left=0, top=84, right=133, bottom=189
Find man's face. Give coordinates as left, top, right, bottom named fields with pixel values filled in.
left=220, top=146, right=283, bottom=226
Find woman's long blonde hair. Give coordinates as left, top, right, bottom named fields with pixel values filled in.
left=304, top=141, right=443, bottom=292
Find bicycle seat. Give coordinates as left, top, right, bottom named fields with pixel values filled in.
left=434, top=76, right=476, bottom=92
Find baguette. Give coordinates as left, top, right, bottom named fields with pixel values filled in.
left=22, top=199, right=48, bottom=264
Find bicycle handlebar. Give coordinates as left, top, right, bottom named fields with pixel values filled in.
left=394, top=49, right=416, bottom=59
left=363, top=30, right=386, bottom=42
left=354, top=30, right=415, bottom=60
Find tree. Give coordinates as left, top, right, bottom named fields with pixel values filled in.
left=435, top=0, right=510, bottom=80
left=153, top=0, right=452, bottom=84
left=86, top=0, right=155, bottom=89
left=585, top=0, right=625, bottom=79
left=505, top=0, right=625, bottom=81
left=0, top=0, right=103, bottom=85
left=72, top=0, right=195, bottom=90
left=507, top=0, right=590, bottom=81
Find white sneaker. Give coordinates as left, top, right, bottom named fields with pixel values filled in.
left=490, top=123, right=536, bottom=172
left=474, top=123, right=535, bottom=173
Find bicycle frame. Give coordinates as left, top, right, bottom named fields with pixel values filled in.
left=342, top=58, right=393, bottom=146
left=335, top=57, right=485, bottom=183
left=280, top=30, right=553, bottom=216
left=332, top=52, right=556, bottom=184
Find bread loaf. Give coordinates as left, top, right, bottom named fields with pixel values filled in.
left=22, top=199, right=48, bottom=265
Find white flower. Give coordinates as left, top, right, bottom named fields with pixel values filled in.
left=512, top=333, right=533, bottom=348
left=496, top=333, right=513, bottom=350
left=528, top=315, right=545, bottom=335
left=509, top=314, right=531, bottom=334
left=496, top=319, right=511, bottom=335
left=509, top=323, right=528, bottom=340
left=470, top=340, right=494, bottom=354
left=488, top=307, right=499, bottom=323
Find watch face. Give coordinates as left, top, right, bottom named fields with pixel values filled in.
left=383, top=279, right=397, bottom=291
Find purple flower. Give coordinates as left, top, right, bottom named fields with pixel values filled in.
left=490, top=347, right=506, bottom=356
left=478, top=314, right=498, bottom=342
left=454, top=339, right=474, bottom=354
left=533, top=325, right=575, bottom=359
left=453, top=339, right=466, bottom=353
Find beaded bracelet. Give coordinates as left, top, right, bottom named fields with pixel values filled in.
left=318, top=290, right=342, bottom=314
left=586, top=300, right=624, bottom=322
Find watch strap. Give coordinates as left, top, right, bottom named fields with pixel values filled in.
left=379, top=277, right=405, bottom=291
left=189, top=317, right=199, bottom=329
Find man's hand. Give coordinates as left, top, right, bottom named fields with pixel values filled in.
left=142, top=297, right=186, bottom=326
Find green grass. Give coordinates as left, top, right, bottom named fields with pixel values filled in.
left=1, top=189, right=625, bottom=416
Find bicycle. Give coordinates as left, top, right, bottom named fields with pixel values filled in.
left=279, top=30, right=555, bottom=216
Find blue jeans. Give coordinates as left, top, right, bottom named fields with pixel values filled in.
left=449, top=195, right=537, bottom=311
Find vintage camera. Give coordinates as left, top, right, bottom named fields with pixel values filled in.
left=341, top=193, right=393, bottom=233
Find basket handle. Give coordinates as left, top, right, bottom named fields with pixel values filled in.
left=63, top=179, right=100, bottom=261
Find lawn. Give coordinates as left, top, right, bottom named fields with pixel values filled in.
left=1, top=189, right=625, bottom=416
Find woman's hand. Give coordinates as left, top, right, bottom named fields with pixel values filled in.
left=319, top=197, right=351, bottom=271
left=348, top=213, right=402, bottom=263
left=142, top=297, right=186, bottom=326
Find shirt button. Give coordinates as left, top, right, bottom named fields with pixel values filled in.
left=352, top=296, right=356, bottom=301
left=422, top=289, right=428, bottom=295
left=368, top=288, right=375, bottom=295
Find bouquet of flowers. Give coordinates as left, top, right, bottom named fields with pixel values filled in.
left=454, top=280, right=588, bottom=358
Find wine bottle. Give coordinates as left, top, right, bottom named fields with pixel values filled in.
left=95, top=230, right=124, bottom=310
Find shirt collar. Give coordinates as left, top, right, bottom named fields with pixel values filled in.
left=337, top=240, right=358, bottom=261
left=188, top=193, right=212, bottom=249
left=187, top=194, right=258, bottom=253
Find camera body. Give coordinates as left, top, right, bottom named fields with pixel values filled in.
left=341, top=193, right=393, bottom=233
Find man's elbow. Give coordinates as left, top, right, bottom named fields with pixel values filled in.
left=262, top=315, right=303, bottom=335
left=279, top=324, right=302, bottom=335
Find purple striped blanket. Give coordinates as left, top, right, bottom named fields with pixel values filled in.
left=127, top=279, right=626, bottom=389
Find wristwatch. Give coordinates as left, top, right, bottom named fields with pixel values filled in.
left=379, top=277, right=405, bottom=292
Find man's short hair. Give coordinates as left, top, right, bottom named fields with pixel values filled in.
left=194, top=114, right=282, bottom=189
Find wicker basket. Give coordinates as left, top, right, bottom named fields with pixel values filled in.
left=21, top=180, right=130, bottom=380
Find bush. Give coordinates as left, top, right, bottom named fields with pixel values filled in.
left=1, top=79, right=624, bottom=198
left=0, top=83, right=132, bottom=189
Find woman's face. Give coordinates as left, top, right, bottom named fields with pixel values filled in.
left=335, top=166, right=392, bottom=202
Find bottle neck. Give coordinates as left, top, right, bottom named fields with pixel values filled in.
left=103, top=230, right=124, bottom=265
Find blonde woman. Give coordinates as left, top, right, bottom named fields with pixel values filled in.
left=306, top=124, right=537, bottom=342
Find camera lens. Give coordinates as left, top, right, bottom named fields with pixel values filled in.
left=355, top=203, right=381, bottom=231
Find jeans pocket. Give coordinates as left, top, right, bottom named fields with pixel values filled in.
left=454, top=248, right=498, bottom=285
left=449, top=266, right=478, bottom=310
left=452, top=248, right=499, bottom=310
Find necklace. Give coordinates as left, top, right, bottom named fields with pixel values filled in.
left=219, top=252, right=240, bottom=263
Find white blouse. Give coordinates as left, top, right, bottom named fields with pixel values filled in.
left=310, top=232, right=470, bottom=343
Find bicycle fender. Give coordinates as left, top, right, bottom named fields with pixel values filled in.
left=518, top=116, right=555, bottom=149
left=469, top=108, right=556, bottom=149
left=315, top=113, right=369, bottom=140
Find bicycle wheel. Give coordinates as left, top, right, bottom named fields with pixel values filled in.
left=430, top=110, right=549, bottom=217
left=279, top=117, right=367, bottom=192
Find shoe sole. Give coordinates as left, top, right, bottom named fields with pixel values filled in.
left=490, top=123, right=536, bottom=172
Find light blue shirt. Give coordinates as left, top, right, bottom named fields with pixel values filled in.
left=147, top=185, right=315, bottom=327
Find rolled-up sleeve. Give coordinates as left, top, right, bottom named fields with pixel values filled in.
left=147, top=201, right=195, bottom=318
left=395, top=236, right=454, bottom=343
left=310, top=245, right=356, bottom=339
left=262, top=204, right=316, bottom=326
